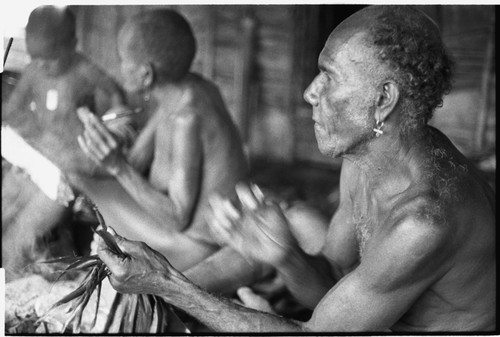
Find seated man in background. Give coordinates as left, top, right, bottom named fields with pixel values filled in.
left=76, top=9, right=249, bottom=272
left=95, top=5, right=495, bottom=332
left=2, top=5, right=130, bottom=282
left=2, top=5, right=130, bottom=174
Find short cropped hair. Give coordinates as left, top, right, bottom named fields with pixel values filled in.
left=122, top=9, right=196, bottom=83
left=26, top=6, right=76, bottom=52
left=368, top=6, right=454, bottom=134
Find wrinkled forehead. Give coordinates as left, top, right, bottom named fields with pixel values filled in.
left=319, top=30, right=374, bottom=72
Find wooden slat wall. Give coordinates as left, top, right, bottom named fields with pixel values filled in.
left=4, top=5, right=495, bottom=165
left=74, top=5, right=297, bottom=162
left=426, top=5, right=495, bottom=158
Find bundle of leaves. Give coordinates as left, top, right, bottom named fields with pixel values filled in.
left=37, top=203, right=189, bottom=333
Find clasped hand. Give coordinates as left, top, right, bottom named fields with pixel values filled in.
left=207, top=183, right=298, bottom=267
left=96, top=226, right=185, bottom=297
left=77, top=107, right=124, bottom=176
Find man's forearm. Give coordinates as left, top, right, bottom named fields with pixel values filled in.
left=185, top=246, right=272, bottom=295
left=114, top=162, right=185, bottom=231
left=162, top=277, right=306, bottom=332
left=276, top=249, right=336, bottom=309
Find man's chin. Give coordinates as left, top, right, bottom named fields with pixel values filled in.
left=316, top=142, right=342, bottom=158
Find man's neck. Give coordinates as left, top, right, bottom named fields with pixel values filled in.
left=343, top=129, right=426, bottom=195
left=151, top=79, right=189, bottom=116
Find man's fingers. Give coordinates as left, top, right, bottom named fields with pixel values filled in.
left=77, top=107, right=92, bottom=124
left=208, top=195, right=238, bottom=229
left=250, top=183, right=265, bottom=203
left=236, top=183, right=261, bottom=210
left=83, top=128, right=111, bottom=159
left=78, top=135, right=104, bottom=164
left=87, top=113, right=119, bottom=148
left=222, top=199, right=241, bottom=220
left=236, top=287, right=275, bottom=313
left=97, top=244, right=127, bottom=275
left=206, top=212, right=233, bottom=246
left=80, top=106, right=118, bottom=149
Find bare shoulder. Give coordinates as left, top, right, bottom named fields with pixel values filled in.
left=171, top=104, right=200, bottom=128
left=386, top=205, right=451, bottom=257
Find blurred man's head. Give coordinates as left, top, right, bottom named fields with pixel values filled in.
left=117, top=9, right=196, bottom=92
left=25, top=6, right=77, bottom=75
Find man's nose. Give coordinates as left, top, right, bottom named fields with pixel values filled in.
left=303, top=79, right=319, bottom=107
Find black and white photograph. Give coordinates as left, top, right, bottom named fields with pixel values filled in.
left=1, top=1, right=496, bottom=334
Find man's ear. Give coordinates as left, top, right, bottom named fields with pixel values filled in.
left=140, top=63, right=154, bottom=89
left=375, top=81, right=399, bottom=122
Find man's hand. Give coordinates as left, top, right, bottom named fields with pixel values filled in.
left=77, top=107, right=125, bottom=176
left=96, top=226, right=186, bottom=296
left=236, top=287, right=276, bottom=314
left=207, top=183, right=299, bottom=267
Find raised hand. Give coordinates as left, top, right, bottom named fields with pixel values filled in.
left=96, top=226, right=186, bottom=296
left=207, top=183, right=299, bottom=267
left=77, top=107, right=125, bottom=176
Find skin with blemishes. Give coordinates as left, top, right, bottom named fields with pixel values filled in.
left=97, top=6, right=495, bottom=332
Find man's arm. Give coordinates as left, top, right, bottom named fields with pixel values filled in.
left=208, top=184, right=336, bottom=308
left=3, top=66, right=34, bottom=126
left=185, top=246, right=273, bottom=295
left=304, top=217, right=453, bottom=331
left=77, top=108, right=202, bottom=232
left=97, top=214, right=451, bottom=332
left=194, top=222, right=448, bottom=330
left=115, top=112, right=202, bottom=230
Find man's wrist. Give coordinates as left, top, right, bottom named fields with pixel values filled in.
left=111, top=158, right=128, bottom=177
left=275, top=245, right=308, bottom=273
left=157, top=270, right=199, bottom=308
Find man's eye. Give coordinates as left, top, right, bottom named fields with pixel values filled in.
left=320, top=72, right=331, bottom=82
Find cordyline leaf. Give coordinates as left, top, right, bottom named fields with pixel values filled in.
left=93, top=205, right=108, bottom=231
left=149, top=296, right=159, bottom=334
left=40, top=201, right=188, bottom=333
left=90, top=264, right=108, bottom=329
left=93, top=227, right=129, bottom=259
left=49, top=268, right=95, bottom=310
left=123, top=293, right=139, bottom=332
left=104, top=292, right=128, bottom=332
left=70, top=281, right=95, bottom=333
left=39, top=255, right=82, bottom=265
left=135, top=293, right=153, bottom=332
left=64, top=256, right=101, bottom=271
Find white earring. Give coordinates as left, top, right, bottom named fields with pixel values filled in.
left=373, top=120, right=384, bottom=137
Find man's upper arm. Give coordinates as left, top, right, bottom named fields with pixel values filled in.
left=3, top=68, right=34, bottom=122
left=159, top=110, right=202, bottom=229
left=322, top=162, right=359, bottom=278
left=305, top=217, right=452, bottom=332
